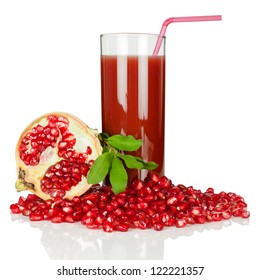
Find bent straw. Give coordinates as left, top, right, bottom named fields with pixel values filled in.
left=153, top=15, right=222, bottom=55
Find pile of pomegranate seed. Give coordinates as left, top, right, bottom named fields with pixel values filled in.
left=10, top=174, right=250, bottom=232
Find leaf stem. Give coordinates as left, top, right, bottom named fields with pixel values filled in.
left=99, top=134, right=118, bottom=155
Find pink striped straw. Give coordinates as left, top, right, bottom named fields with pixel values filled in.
left=153, top=15, right=222, bottom=55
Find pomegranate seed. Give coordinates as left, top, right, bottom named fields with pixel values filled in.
left=53, top=197, right=63, bottom=206
left=10, top=174, right=250, bottom=233
left=134, top=180, right=144, bottom=190
left=86, top=223, right=100, bottom=229
left=190, top=206, right=202, bottom=216
left=159, top=176, right=171, bottom=188
left=105, top=204, right=114, bottom=212
left=211, top=213, right=222, bottom=221
left=153, top=222, right=164, bottom=231
left=222, top=211, right=232, bottom=219
left=165, top=217, right=176, bottom=226
left=10, top=204, right=21, bottom=214
left=29, top=213, right=44, bottom=221
left=177, top=201, right=188, bottom=211
left=166, top=196, right=177, bottom=206
left=103, top=221, right=114, bottom=232
left=62, top=214, right=74, bottom=223
left=116, top=197, right=126, bottom=206
left=48, top=208, right=60, bottom=217
left=22, top=209, right=31, bottom=216
left=151, top=213, right=160, bottom=224
left=157, top=203, right=166, bottom=212
left=81, top=217, right=93, bottom=226
left=241, top=210, right=250, bottom=218
left=86, top=210, right=98, bottom=218
left=116, top=224, right=129, bottom=232
left=156, top=191, right=165, bottom=200
left=150, top=173, right=160, bottom=182
left=114, top=207, right=125, bottom=216
left=62, top=206, right=73, bottom=214
left=196, top=216, right=206, bottom=224
left=137, top=202, right=148, bottom=210
left=145, top=208, right=156, bottom=217
left=51, top=215, right=63, bottom=223
left=186, top=216, right=195, bottom=224
left=176, top=218, right=187, bottom=228
left=133, top=220, right=147, bottom=229
left=177, top=193, right=185, bottom=202
left=73, top=211, right=83, bottom=222
left=72, top=196, right=81, bottom=204
left=95, top=215, right=104, bottom=225
left=160, top=212, right=169, bottom=223
left=144, top=194, right=155, bottom=202
left=106, top=213, right=116, bottom=223
left=126, top=209, right=136, bottom=217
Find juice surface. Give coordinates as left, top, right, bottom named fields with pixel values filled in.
left=101, top=55, right=165, bottom=181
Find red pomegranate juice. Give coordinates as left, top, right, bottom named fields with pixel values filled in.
left=101, top=55, right=165, bottom=181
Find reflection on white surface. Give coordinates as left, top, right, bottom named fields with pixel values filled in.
left=11, top=214, right=249, bottom=260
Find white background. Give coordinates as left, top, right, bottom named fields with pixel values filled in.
left=0, top=0, right=259, bottom=279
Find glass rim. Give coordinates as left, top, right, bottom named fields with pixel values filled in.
left=100, top=32, right=166, bottom=39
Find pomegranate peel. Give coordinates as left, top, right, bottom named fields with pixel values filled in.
left=15, top=112, right=102, bottom=200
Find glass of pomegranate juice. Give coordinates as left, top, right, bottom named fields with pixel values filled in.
left=101, top=33, right=165, bottom=182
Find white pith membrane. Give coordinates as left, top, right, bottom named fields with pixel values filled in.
left=15, top=112, right=102, bottom=200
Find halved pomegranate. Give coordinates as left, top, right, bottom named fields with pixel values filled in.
left=15, top=112, right=102, bottom=200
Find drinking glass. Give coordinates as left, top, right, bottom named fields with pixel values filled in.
left=100, top=33, right=165, bottom=182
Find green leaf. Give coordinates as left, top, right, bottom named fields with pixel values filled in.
left=107, top=134, right=142, bottom=151
left=87, top=152, right=113, bottom=184
left=143, top=161, right=159, bottom=170
left=110, top=157, right=128, bottom=194
left=118, top=154, right=144, bottom=169
left=135, top=157, right=159, bottom=170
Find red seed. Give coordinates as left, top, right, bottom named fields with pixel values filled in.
left=48, top=208, right=60, bottom=217
left=114, top=207, right=125, bottom=216
left=102, top=221, right=114, bottom=232
left=177, top=201, right=188, bottom=211
left=29, top=213, right=44, bottom=221
left=241, top=210, right=250, bottom=218
left=62, top=206, right=73, bottom=214
left=153, top=222, right=164, bottom=231
left=166, top=196, right=177, bottom=206
left=10, top=174, right=250, bottom=233
left=10, top=204, right=21, bottom=214
left=190, top=206, right=202, bottom=216
left=51, top=215, right=63, bottom=223
left=175, top=219, right=187, bottom=228
left=150, top=173, right=160, bottom=182
left=211, top=213, right=222, bottom=222
left=196, top=216, right=206, bottom=224
left=86, top=223, right=100, bottom=229
left=81, top=217, right=94, bottom=226
left=115, top=224, right=129, bottom=232
left=22, top=209, right=31, bottom=216
left=137, top=202, right=148, bottom=210
left=144, top=194, right=155, bottom=203
left=133, top=220, right=147, bottom=230
left=165, top=217, right=176, bottom=226
left=133, top=180, right=144, bottom=190
left=63, top=214, right=74, bottom=223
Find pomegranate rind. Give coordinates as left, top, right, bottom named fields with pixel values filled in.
left=15, top=112, right=102, bottom=200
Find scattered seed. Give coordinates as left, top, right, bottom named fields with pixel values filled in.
left=10, top=174, right=250, bottom=232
